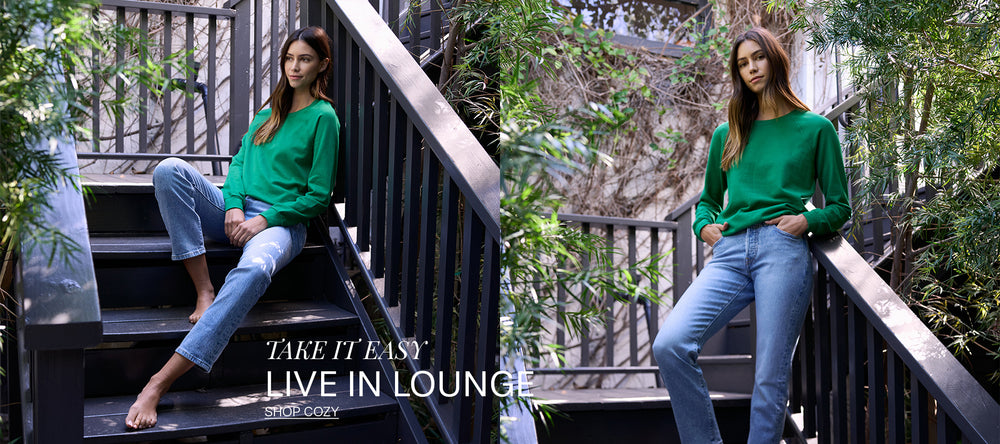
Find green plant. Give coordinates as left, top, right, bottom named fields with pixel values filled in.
left=1, top=1, right=188, bottom=439
left=437, top=0, right=669, bottom=439
left=1, top=0, right=186, bottom=262
left=771, top=0, right=1000, bottom=389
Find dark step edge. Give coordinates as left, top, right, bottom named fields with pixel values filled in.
left=90, top=236, right=325, bottom=260
left=531, top=388, right=752, bottom=412
left=83, top=378, right=398, bottom=442
left=98, top=301, right=358, bottom=342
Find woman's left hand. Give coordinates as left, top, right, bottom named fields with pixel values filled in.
left=230, top=215, right=268, bottom=247
left=765, top=214, right=808, bottom=237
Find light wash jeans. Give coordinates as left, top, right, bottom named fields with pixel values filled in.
left=152, top=157, right=306, bottom=372
left=652, top=223, right=813, bottom=444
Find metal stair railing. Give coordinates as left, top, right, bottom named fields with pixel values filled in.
left=300, top=1, right=500, bottom=443
left=786, top=92, right=1000, bottom=444
left=77, top=0, right=240, bottom=173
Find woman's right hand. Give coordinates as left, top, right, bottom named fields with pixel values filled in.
left=225, top=208, right=245, bottom=244
left=701, top=222, right=730, bottom=247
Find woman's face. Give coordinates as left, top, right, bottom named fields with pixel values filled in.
left=736, top=40, right=769, bottom=94
left=284, top=40, right=327, bottom=92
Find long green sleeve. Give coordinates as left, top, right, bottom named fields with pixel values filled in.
left=222, top=99, right=340, bottom=227
left=693, top=109, right=850, bottom=241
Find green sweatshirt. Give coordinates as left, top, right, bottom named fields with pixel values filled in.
left=693, top=109, right=850, bottom=242
left=222, top=99, right=340, bottom=227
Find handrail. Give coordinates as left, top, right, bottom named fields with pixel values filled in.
left=304, top=1, right=502, bottom=442
left=805, top=235, right=999, bottom=443
left=17, top=142, right=102, bottom=350
left=16, top=139, right=103, bottom=443
left=102, top=0, right=236, bottom=18
left=324, top=0, right=500, bottom=242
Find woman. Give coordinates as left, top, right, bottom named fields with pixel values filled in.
left=126, top=26, right=340, bottom=430
left=652, top=27, right=849, bottom=443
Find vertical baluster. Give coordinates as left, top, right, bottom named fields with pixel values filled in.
left=814, top=268, right=832, bottom=442
left=185, top=13, right=195, bottom=155
left=802, top=302, right=817, bottom=436
left=454, top=211, right=484, bottom=441
left=388, top=0, right=400, bottom=35
left=847, top=300, right=867, bottom=444
left=695, top=233, right=704, bottom=273
left=556, top=263, right=566, bottom=357
left=886, top=348, right=905, bottom=443
left=674, top=209, right=693, bottom=301
left=385, top=101, right=406, bottom=306
left=270, top=0, right=280, bottom=90
left=253, top=0, right=262, bottom=111
left=335, top=19, right=350, bottom=203
left=207, top=15, right=220, bottom=174
left=288, top=0, right=297, bottom=32
left=911, top=378, right=929, bottom=444
left=91, top=9, right=100, bottom=153
left=472, top=236, right=501, bottom=444
left=415, top=149, right=440, bottom=369
left=580, top=222, right=591, bottom=367
left=139, top=9, right=149, bottom=153
left=791, top=344, right=803, bottom=412
left=868, top=323, right=886, bottom=444
left=358, top=59, right=375, bottom=249
left=349, top=42, right=362, bottom=226
left=604, top=224, right=615, bottom=367
left=371, top=80, right=390, bottom=276
left=937, top=409, right=960, bottom=443
left=430, top=0, right=443, bottom=52
left=115, top=7, right=125, bottom=153
left=400, top=124, right=421, bottom=336
left=648, top=227, right=660, bottom=339
left=628, top=225, right=638, bottom=367
left=231, top=1, right=251, bottom=155
left=829, top=275, right=849, bottom=442
left=433, top=174, right=459, bottom=380
left=162, top=10, right=173, bottom=154
left=324, top=0, right=334, bottom=30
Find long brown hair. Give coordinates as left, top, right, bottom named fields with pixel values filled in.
left=722, top=27, right=808, bottom=170
left=252, top=26, right=334, bottom=146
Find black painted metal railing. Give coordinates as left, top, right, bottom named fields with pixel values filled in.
left=527, top=208, right=705, bottom=385
left=790, top=235, right=999, bottom=444
left=78, top=0, right=243, bottom=174
left=302, top=1, right=500, bottom=443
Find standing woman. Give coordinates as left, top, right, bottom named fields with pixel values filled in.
left=126, top=26, right=340, bottom=430
left=652, top=27, right=849, bottom=443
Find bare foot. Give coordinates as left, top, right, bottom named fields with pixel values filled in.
left=125, top=375, right=168, bottom=430
left=189, top=289, right=215, bottom=324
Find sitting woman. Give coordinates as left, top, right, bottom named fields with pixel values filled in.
left=126, top=25, right=340, bottom=430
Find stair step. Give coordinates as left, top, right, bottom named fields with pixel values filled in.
left=100, top=301, right=357, bottom=342
left=83, top=378, right=398, bottom=443
left=90, top=235, right=324, bottom=260
left=532, top=388, right=752, bottom=443
left=532, top=387, right=752, bottom=411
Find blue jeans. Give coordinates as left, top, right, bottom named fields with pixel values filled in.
left=153, top=158, right=306, bottom=371
left=652, top=223, right=813, bottom=444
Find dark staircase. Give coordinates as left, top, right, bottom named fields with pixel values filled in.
left=78, top=176, right=404, bottom=442
left=533, top=306, right=756, bottom=444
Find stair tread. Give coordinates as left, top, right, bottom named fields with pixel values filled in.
left=83, top=378, right=398, bottom=442
left=100, top=301, right=357, bottom=341
left=531, top=387, right=752, bottom=411
left=90, top=235, right=323, bottom=259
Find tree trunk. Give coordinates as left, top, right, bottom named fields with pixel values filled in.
left=438, top=0, right=465, bottom=90
left=891, top=74, right=915, bottom=291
